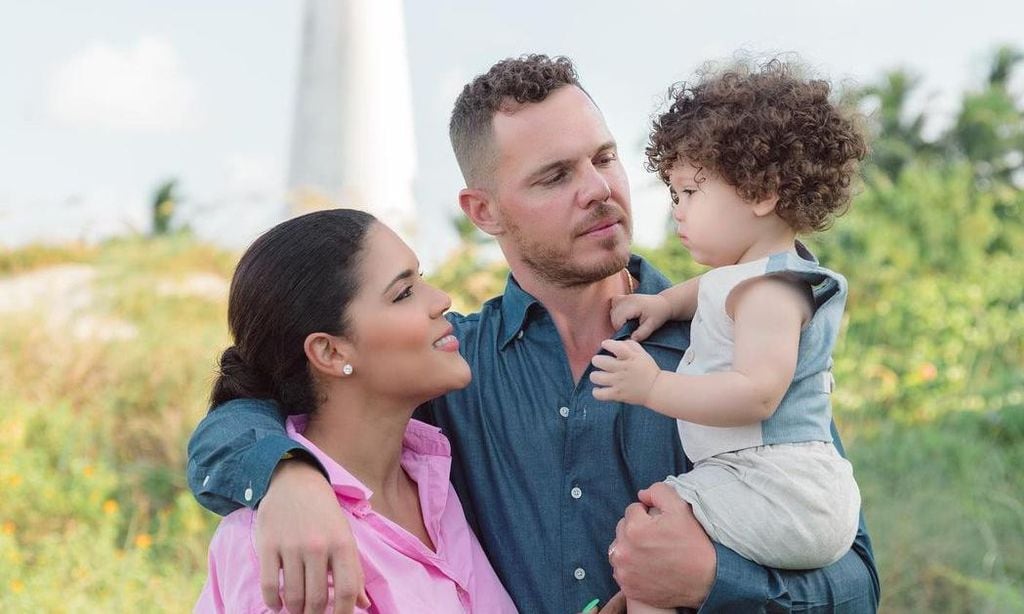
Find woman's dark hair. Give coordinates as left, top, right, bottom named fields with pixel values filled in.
left=209, top=209, right=377, bottom=415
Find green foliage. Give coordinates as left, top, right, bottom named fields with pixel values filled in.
left=0, top=242, right=97, bottom=275
left=0, top=234, right=232, bottom=610
left=1, top=47, right=1022, bottom=612
left=151, top=179, right=180, bottom=236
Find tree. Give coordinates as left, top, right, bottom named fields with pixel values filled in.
left=151, top=179, right=180, bottom=236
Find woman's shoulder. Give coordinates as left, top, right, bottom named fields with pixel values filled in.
left=208, top=508, right=259, bottom=565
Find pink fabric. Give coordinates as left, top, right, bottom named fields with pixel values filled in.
left=195, top=418, right=516, bottom=613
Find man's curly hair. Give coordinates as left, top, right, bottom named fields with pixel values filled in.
left=449, top=54, right=584, bottom=187
left=646, top=59, right=868, bottom=233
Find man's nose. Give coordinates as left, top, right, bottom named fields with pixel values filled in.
left=580, top=163, right=612, bottom=207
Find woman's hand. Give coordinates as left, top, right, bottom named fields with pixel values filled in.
left=256, top=460, right=370, bottom=614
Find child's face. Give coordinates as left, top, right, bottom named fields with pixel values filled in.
left=666, top=161, right=774, bottom=267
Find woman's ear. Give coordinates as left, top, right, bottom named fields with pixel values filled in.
left=458, top=188, right=504, bottom=236
left=304, top=332, right=352, bottom=378
left=751, top=194, right=780, bottom=217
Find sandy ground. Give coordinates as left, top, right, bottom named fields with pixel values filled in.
left=0, top=265, right=228, bottom=342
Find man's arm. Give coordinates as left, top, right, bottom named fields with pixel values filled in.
left=614, top=424, right=879, bottom=613
left=698, top=423, right=878, bottom=612
left=187, top=398, right=324, bottom=515
left=187, top=399, right=370, bottom=614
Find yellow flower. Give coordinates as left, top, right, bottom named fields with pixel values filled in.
left=103, top=500, right=119, bottom=515
left=8, top=475, right=21, bottom=487
left=10, top=579, right=24, bottom=593
left=134, top=534, right=153, bottom=550
left=1, top=521, right=14, bottom=535
left=83, top=465, right=95, bottom=478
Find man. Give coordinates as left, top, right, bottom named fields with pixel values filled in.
left=188, top=55, right=879, bottom=613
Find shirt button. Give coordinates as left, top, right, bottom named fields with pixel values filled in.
left=574, top=567, right=586, bottom=581
left=516, top=330, right=524, bottom=340
left=570, top=486, right=582, bottom=499
left=243, top=487, right=253, bottom=502
left=559, top=406, right=570, bottom=418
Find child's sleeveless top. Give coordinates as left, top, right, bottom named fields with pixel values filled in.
left=676, top=242, right=846, bottom=463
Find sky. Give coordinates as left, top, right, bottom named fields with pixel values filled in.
left=2, top=0, right=1022, bottom=267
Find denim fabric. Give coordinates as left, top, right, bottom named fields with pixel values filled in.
left=187, top=254, right=879, bottom=614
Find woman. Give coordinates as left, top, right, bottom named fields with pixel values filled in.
left=195, top=209, right=516, bottom=613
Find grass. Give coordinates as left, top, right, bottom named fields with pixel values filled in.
left=0, top=233, right=1021, bottom=612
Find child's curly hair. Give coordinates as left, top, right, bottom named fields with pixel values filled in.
left=646, top=59, right=868, bottom=233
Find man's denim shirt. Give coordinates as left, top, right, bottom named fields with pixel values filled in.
left=188, top=255, right=879, bottom=614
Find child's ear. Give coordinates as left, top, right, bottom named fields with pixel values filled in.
left=751, top=194, right=779, bottom=217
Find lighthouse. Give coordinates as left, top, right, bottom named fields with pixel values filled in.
left=287, top=0, right=417, bottom=240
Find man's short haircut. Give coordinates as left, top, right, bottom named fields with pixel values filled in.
left=449, top=54, right=583, bottom=188
left=646, top=59, right=868, bottom=233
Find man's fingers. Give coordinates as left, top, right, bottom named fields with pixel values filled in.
left=639, top=483, right=686, bottom=515
left=259, top=549, right=283, bottom=610
left=623, top=501, right=650, bottom=525
left=329, top=550, right=362, bottom=614
left=303, top=551, right=329, bottom=614
left=282, top=554, right=306, bottom=614
left=602, top=591, right=628, bottom=613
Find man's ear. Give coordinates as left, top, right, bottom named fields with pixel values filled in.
left=458, top=188, right=504, bottom=236
left=304, top=332, right=352, bottom=378
left=751, top=194, right=779, bottom=217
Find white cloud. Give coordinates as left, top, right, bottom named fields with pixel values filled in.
left=48, top=36, right=198, bottom=132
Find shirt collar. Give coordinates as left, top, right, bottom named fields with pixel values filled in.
left=285, top=416, right=451, bottom=503
left=497, top=254, right=688, bottom=351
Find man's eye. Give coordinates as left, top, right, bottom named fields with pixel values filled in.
left=597, top=151, right=618, bottom=165
left=543, top=171, right=568, bottom=185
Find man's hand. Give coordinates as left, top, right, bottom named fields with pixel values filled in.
left=608, top=482, right=716, bottom=609
left=590, top=339, right=662, bottom=406
left=610, top=294, right=673, bottom=341
left=256, top=460, right=370, bottom=614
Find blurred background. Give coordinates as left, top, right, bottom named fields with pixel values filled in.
left=1, top=0, right=1022, bottom=611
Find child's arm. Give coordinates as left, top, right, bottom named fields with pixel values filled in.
left=610, top=275, right=702, bottom=341
left=591, top=276, right=811, bottom=427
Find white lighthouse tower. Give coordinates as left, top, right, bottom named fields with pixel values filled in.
left=287, top=0, right=417, bottom=240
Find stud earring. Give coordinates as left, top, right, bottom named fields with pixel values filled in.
left=342, top=364, right=353, bottom=376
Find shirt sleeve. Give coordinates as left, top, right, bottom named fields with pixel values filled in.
left=695, top=422, right=880, bottom=613
left=186, top=398, right=327, bottom=516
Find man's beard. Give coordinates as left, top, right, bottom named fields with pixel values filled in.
left=507, top=203, right=632, bottom=288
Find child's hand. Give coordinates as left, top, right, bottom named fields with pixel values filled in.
left=590, top=339, right=662, bottom=406
left=610, top=294, right=673, bottom=342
